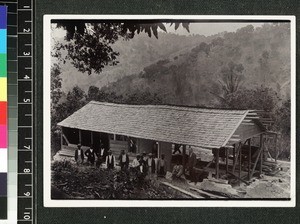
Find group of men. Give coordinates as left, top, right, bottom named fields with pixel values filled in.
left=75, top=143, right=116, bottom=169
left=75, top=142, right=198, bottom=182
left=131, top=153, right=167, bottom=177
left=74, top=143, right=166, bottom=174
left=170, top=146, right=197, bottom=182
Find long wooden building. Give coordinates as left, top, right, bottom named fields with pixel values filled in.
left=57, top=101, right=276, bottom=182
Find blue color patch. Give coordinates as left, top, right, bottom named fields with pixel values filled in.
left=0, top=6, right=7, bottom=29
left=0, top=29, right=6, bottom=54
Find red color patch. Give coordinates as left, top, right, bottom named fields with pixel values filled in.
left=0, top=102, right=7, bottom=125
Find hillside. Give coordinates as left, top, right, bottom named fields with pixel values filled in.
left=100, top=23, right=291, bottom=107
left=59, top=32, right=221, bottom=92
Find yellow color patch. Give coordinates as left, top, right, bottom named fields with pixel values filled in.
left=0, top=78, right=7, bottom=101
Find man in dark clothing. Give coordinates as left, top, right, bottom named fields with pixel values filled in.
left=96, top=143, right=107, bottom=168
left=106, top=150, right=115, bottom=170
left=84, top=145, right=96, bottom=166
left=119, top=149, right=129, bottom=171
left=186, top=146, right=197, bottom=183
left=129, top=138, right=136, bottom=153
left=75, top=144, right=84, bottom=164
left=173, top=144, right=182, bottom=154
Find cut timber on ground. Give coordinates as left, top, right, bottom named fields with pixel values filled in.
left=160, top=181, right=202, bottom=199
left=189, top=187, right=226, bottom=199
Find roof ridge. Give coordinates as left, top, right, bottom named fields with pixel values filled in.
left=89, top=101, right=248, bottom=114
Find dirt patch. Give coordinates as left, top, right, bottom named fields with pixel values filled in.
left=241, top=160, right=291, bottom=198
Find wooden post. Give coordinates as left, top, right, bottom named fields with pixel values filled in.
left=232, top=143, right=241, bottom=174
left=250, top=135, right=264, bottom=179
left=61, top=127, right=63, bottom=149
left=233, top=144, right=236, bottom=166
left=275, top=134, right=278, bottom=163
left=259, top=134, right=264, bottom=176
left=79, top=129, right=82, bottom=144
left=182, top=145, right=186, bottom=171
left=226, top=147, right=229, bottom=174
left=91, top=131, right=93, bottom=146
left=239, top=143, right=242, bottom=186
left=248, top=138, right=252, bottom=181
left=215, top=148, right=220, bottom=179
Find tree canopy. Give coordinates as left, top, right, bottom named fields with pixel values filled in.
left=53, top=21, right=189, bottom=74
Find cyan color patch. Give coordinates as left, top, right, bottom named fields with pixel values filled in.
left=0, top=29, right=7, bottom=54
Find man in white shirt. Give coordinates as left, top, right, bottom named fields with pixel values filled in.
left=119, top=149, right=129, bottom=171
left=147, top=153, right=156, bottom=177
left=132, top=155, right=140, bottom=168
left=106, top=150, right=115, bottom=170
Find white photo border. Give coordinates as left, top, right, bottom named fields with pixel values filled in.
left=43, top=15, right=296, bottom=207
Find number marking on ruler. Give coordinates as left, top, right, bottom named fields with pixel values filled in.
left=17, top=0, right=34, bottom=223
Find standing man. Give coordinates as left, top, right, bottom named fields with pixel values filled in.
left=141, top=152, right=148, bottom=174
left=96, top=143, right=107, bottom=168
left=129, top=138, right=136, bottom=153
left=157, top=154, right=167, bottom=178
left=106, top=150, right=115, bottom=170
left=75, top=144, right=84, bottom=164
left=147, top=153, right=156, bottom=177
left=119, top=149, right=129, bottom=171
left=84, top=145, right=96, bottom=166
left=186, top=146, right=197, bottom=183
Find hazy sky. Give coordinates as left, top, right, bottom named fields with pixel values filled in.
left=167, top=23, right=264, bottom=36
left=51, top=22, right=265, bottom=39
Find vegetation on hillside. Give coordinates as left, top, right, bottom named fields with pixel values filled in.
left=51, top=23, right=291, bottom=159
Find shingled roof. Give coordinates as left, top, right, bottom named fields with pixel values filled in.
left=58, top=101, right=260, bottom=149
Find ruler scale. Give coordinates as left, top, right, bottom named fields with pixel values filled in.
left=17, top=0, right=34, bottom=223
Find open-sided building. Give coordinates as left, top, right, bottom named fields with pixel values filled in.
left=57, top=101, right=277, bottom=183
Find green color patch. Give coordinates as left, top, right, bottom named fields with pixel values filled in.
left=0, top=54, right=7, bottom=77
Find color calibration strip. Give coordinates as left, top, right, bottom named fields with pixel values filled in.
left=0, top=5, right=7, bottom=220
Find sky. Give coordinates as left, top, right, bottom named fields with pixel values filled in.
left=51, top=22, right=265, bottom=40
left=167, top=23, right=264, bottom=36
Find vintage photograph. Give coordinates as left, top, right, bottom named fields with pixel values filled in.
left=44, top=16, right=295, bottom=206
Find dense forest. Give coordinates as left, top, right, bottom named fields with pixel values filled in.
left=51, top=23, right=291, bottom=159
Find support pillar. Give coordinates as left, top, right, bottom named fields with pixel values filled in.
left=61, top=127, right=63, bottom=149
left=248, top=138, right=251, bottom=181
left=232, top=143, right=241, bottom=174
left=239, top=144, right=242, bottom=186
left=215, top=148, right=220, bottom=179
left=275, top=134, right=278, bottom=163
left=79, top=129, right=82, bottom=144
left=233, top=144, right=236, bottom=166
left=250, top=134, right=264, bottom=179
left=226, top=147, right=229, bottom=174
left=259, top=134, right=264, bottom=176
left=182, top=145, right=186, bottom=171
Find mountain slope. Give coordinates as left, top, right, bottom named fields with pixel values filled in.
left=102, top=23, right=291, bottom=107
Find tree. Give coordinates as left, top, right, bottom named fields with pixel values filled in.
left=65, top=86, right=87, bottom=114
left=275, top=98, right=290, bottom=137
left=222, top=86, right=279, bottom=111
left=258, top=50, right=270, bottom=85
left=87, top=86, right=100, bottom=101
left=218, top=61, right=244, bottom=95
left=53, top=21, right=189, bottom=75
left=50, top=64, right=63, bottom=108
